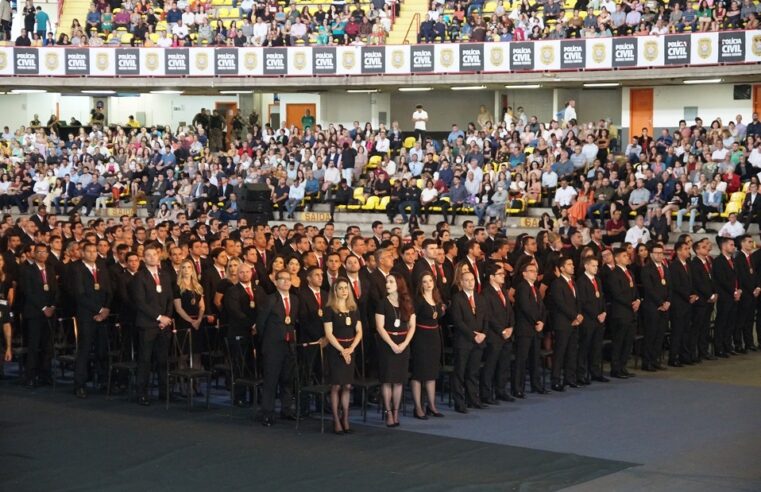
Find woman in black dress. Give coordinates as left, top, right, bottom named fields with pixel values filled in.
left=173, top=259, right=206, bottom=395
left=323, top=278, right=362, bottom=435
left=375, top=272, right=416, bottom=427
left=0, top=255, right=15, bottom=364
left=214, top=257, right=241, bottom=325
left=411, top=272, right=444, bottom=420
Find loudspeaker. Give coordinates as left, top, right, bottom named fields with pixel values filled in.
left=733, top=84, right=751, bottom=100
left=242, top=183, right=271, bottom=202
left=240, top=201, right=272, bottom=214
left=241, top=212, right=270, bottom=225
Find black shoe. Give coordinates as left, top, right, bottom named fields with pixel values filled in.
left=262, top=416, right=274, bottom=427
left=668, top=361, right=683, bottom=367
left=705, top=355, right=718, bottom=360
left=622, top=370, right=636, bottom=377
left=749, top=346, right=758, bottom=352
left=280, top=412, right=299, bottom=421
left=74, top=387, right=87, bottom=399
left=717, top=353, right=729, bottom=358
left=592, top=376, right=610, bottom=383
left=610, top=372, right=629, bottom=379
left=482, top=398, right=498, bottom=405
left=234, top=399, right=248, bottom=408
left=38, top=377, right=54, bottom=386
left=729, top=350, right=739, bottom=356
left=512, top=391, right=525, bottom=399
left=138, top=396, right=150, bottom=406
left=642, top=366, right=656, bottom=372
left=578, top=378, right=591, bottom=386
left=565, top=381, right=580, bottom=389
left=551, top=383, right=565, bottom=392
left=24, top=379, right=36, bottom=389
left=496, top=393, right=515, bottom=402
left=468, top=401, right=486, bottom=409
left=737, top=348, right=748, bottom=354
left=653, top=364, right=666, bottom=370
left=454, top=405, right=468, bottom=414
left=532, top=387, right=550, bottom=395
left=426, top=406, right=445, bottom=417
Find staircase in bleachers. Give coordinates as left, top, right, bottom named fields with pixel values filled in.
left=385, top=0, right=428, bottom=44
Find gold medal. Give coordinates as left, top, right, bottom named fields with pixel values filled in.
left=43, top=284, right=49, bottom=291
left=345, top=316, right=352, bottom=326
left=156, top=285, right=162, bottom=293
left=629, top=282, right=634, bottom=288
left=318, top=308, right=323, bottom=317
left=94, top=283, right=100, bottom=290
left=249, top=301, right=255, bottom=309
left=432, top=311, right=438, bottom=319
left=442, top=277, right=447, bottom=284
left=190, top=298, right=196, bottom=305
left=661, top=279, right=666, bottom=285
left=595, top=291, right=600, bottom=298
left=751, top=269, right=754, bottom=274
left=285, top=316, right=291, bottom=324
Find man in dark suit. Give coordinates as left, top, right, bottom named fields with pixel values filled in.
left=202, top=247, right=228, bottom=325
left=20, top=243, right=58, bottom=387
left=72, top=242, right=113, bottom=398
left=712, top=237, right=740, bottom=358
left=603, top=248, right=640, bottom=378
left=512, top=258, right=548, bottom=398
left=256, top=270, right=299, bottom=426
left=690, top=238, right=717, bottom=362
left=549, top=256, right=582, bottom=390
left=462, top=239, right=484, bottom=293
left=412, top=239, right=444, bottom=293
left=639, top=243, right=671, bottom=371
left=345, top=254, right=371, bottom=338
left=481, top=262, right=515, bottom=403
left=585, top=227, right=606, bottom=259
left=130, top=242, right=175, bottom=406
left=740, top=181, right=761, bottom=231
left=297, top=266, right=327, bottom=412
left=576, top=255, right=608, bottom=384
left=450, top=270, right=487, bottom=413
left=223, top=262, right=258, bottom=407
left=392, top=244, right=417, bottom=292
left=735, top=234, right=759, bottom=353
left=669, top=240, right=696, bottom=367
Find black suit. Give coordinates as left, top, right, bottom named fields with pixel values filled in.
left=391, top=261, right=415, bottom=294
left=256, top=291, right=299, bottom=419
left=603, top=266, right=638, bottom=375
left=73, top=261, right=113, bottom=389
left=549, top=276, right=580, bottom=385
left=640, top=261, right=671, bottom=369
left=712, top=254, right=738, bottom=356
left=669, top=258, right=693, bottom=364
left=296, top=285, right=327, bottom=391
left=740, top=192, right=761, bottom=230
left=130, top=266, right=174, bottom=398
left=20, top=261, right=58, bottom=384
left=735, top=251, right=757, bottom=351
left=481, top=285, right=514, bottom=399
left=223, top=282, right=258, bottom=402
left=576, top=272, right=606, bottom=380
left=513, top=280, right=546, bottom=394
left=450, top=290, right=487, bottom=408
left=412, top=258, right=443, bottom=293
left=202, top=266, right=226, bottom=321
left=690, top=257, right=716, bottom=360
left=464, top=256, right=484, bottom=293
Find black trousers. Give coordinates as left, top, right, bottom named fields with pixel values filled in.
left=670, top=305, right=690, bottom=363
left=480, top=338, right=512, bottom=399
left=736, top=295, right=756, bottom=350
left=74, top=316, right=108, bottom=389
left=136, top=325, right=172, bottom=398
left=714, top=296, right=737, bottom=355
left=228, top=335, right=253, bottom=401
left=25, top=316, right=53, bottom=383
left=609, top=316, right=635, bottom=374
left=421, top=200, right=450, bottom=223
left=692, top=303, right=714, bottom=359
left=513, top=333, right=542, bottom=393
left=552, top=327, right=578, bottom=385
left=453, top=344, right=483, bottom=407
left=577, top=320, right=604, bottom=380
left=261, top=341, right=295, bottom=417
left=641, top=303, right=668, bottom=368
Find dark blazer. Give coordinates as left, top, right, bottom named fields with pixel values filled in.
left=391, top=261, right=415, bottom=293
left=742, top=192, right=761, bottom=214
left=483, top=284, right=514, bottom=344
left=689, top=257, right=716, bottom=307
left=463, top=256, right=483, bottom=292
left=603, top=266, right=639, bottom=322
left=669, top=258, right=694, bottom=312
left=72, top=261, right=113, bottom=318
left=735, top=251, right=758, bottom=303
left=223, top=283, right=257, bottom=338
left=449, top=290, right=487, bottom=349
left=112, top=266, right=137, bottom=325
left=256, top=291, right=300, bottom=348
left=412, top=258, right=445, bottom=293
left=576, top=273, right=605, bottom=327
left=129, top=266, right=174, bottom=328
left=549, top=276, right=580, bottom=331
left=20, top=261, right=58, bottom=320
left=640, top=261, right=671, bottom=308
left=202, top=266, right=225, bottom=316
left=514, top=279, right=546, bottom=337
left=297, top=285, right=328, bottom=342
left=712, top=254, right=738, bottom=300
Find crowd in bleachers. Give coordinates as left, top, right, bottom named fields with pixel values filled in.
left=2, top=102, right=761, bottom=245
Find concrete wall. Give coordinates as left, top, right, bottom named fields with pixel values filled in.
left=389, top=91, right=495, bottom=132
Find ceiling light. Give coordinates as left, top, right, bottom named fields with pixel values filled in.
left=150, top=90, right=183, bottom=95
left=81, top=90, right=116, bottom=95
left=583, top=82, right=620, bottom=88
left=10, top=89, right=47, bottom=94
left=398, top=87, right=432, bottom=92
left=683, top=78, right=722, bottom=85
left=504, top=84, right=542, bottom=89
left=219, top=90, right=250, bottom=94
left=451, top=85, right=486, bottom=91
left=346, top=89, right=379, bottom=94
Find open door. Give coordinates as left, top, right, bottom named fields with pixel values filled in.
left=630, top=88, right=653, bottom=139
left=753, top=85, right=761, bottom=117
left=285, top=103, right=317, bottom=131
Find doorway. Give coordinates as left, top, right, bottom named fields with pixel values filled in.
left=285, top=103, right=317, bottom=131
left=753, top=85, right=761, bottom=117
left=629, top=88, right=653, bottom=138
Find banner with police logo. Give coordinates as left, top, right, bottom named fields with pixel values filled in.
left=384, top=45, right=408, bottom=74
left=361, top=46, right=385, bottom=74
left=410, top=45, right=434, bottom=73
left=560, top=40, right=585, bottom=69
left=459, top=43, right=484, bottom=71
left=585, top=37, right=611, bottom=69
left=89, top=48, right=114, bottom=76
left=612, top=37, right=638, bottom=67
left=690, top=32, right=718, bottom=65
left=535, top=40, right=560, bottom=70
left=238, top=47, right=263, bottom=76
left=664, top=34, right=690, bottom=65
left=140, top=48, right=164, bottom=76
left=14, top=48, right=39, bottom=75
left=434, top=43, right=459, bottom=72
left=336, top=46, right=361, bottom=75
left=746, top=30, right=761, bottom=62
left=288, top=47, right=312, bottom=75
left=115, top=48, right=139, bottom=75
left=215, top=48, right=239, bottom=76
left=637, top=35, right=664, bottom=66
left=165, top=48, right=189, bottom=76
left=0, top=47, right=12, bottom=76
left=263, top=48, right=287, bottom=75
left=312, top=47, right=336, bottom=75
left=189, top=48, right=214, bottom=77
left=718, top=31, right=745, bottom=63
left=509, top=42, right=534, bottom=71
left=38, top=48, right=64, bottom=75
left=65, top=48, right=89, bottom=75
left=483, top=43, right=508, bottom=72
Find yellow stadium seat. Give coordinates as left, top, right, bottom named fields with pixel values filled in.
left=352, top=187, right=366, bottom=204
left=376, top=196, right=390, bottom=210
left=416, top=178, right=424, bottom=189
left=403, top=136, right=416, bottom=149
left=743, top=182, right=751, bottom=192
left=729, top=191, right=745, bottom=204
left=367, top=155, right=382, bottom=169
left=121, top=33, right=133, bottom=44
left=362, top=196, right=380, bottom=210
left=721, top=201, right=742, bottom=218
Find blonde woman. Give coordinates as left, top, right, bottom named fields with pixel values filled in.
left=173, top=259, right=206, bottom=396
left=214, top=257, right=241, bottom=315
left=323, top=277, right=362, bottom=434
left=0, top=255, right=15, bottom=364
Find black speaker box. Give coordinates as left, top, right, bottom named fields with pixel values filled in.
left=241, top=212, right=270, bottom=225
left=242, top=183, right=272, bottom=202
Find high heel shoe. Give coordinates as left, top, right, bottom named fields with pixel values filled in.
left=426, top=406, right=445, bottom=418
left=413, top=408, right=429, bottom=420
left=384, top=410, right=395, bottom=428
left=392, top=409, right=400, bottom=427
left=333, top=421, right=345, bottom=435
left=342, top=422, right=353, bottom=434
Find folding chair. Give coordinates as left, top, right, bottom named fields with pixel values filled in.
left=106, top=320, right=138, bottom=401
left=166, top=328, right=212, bottom=410
left=295, top=340, right=330, bottom=433
left=52, top=317, right=78, bottom=390
left=225, top=336, right=262, bottom=419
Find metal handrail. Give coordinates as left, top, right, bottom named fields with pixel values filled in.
left=401, top=12, right=420, bottom=45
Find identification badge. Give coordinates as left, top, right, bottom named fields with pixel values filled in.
left=191, top=298, right=196, bottom=305
left=43, top=284, right=49, bottom=291
left=394, top=319, right=400, bottom=328
left=318, top=309, right=323, bottom=317
left=345, top=316, right=352, bottom=326
left=285, top=316, right=291, bottom=324
left=661, top=279, right=666, bottom=286
left=249, top=301, right=256, bottom=309
left=156, top=285, right=162, bottom=293
left=432, top=310, right=438, bottom=319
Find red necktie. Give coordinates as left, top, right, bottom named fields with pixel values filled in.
left=92, top=266, right=98, bottom=283
left=284, top=296, right=290, bottom=317
left=315, top=291, right=321, bottom=308
left=703, top=261, right=710, bottom=275
left=219, top=269, right=225, bottom=279
left=245, top=285, right=254, bottom=300
left=438, top=265, right=445, bottom=279
left=468, top=295, right=475, bottom=311
left=746, top=254, right=752, bottom=268
left=728, top=257, right=734, bottom=270
left=153, top=272, right=160, bottom=286
left=40, top=267, right=47, bottom=285
left=591, top=277, right=599, bottom=295
left=623, top=269, right=633, bottom=285
left=353, top=279, right=360, bottom=298
left=195, top=260, right=201, bottom=274
left=317, top=256, right=323, bottom=268
left=530, top=284, right=537, bottom=301
left=431, top=263, right=437, bottom=279
left=657, top=265, right=664, bottom=281
left=568, top=278, right=575, bottom=296
left=497, top=289, right=506, bottom=307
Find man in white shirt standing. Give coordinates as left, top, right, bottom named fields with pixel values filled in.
left=412, top=104, right=428, bottom=143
